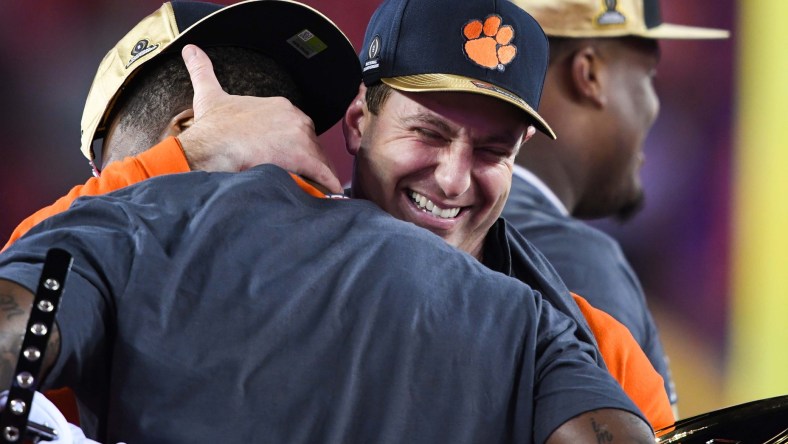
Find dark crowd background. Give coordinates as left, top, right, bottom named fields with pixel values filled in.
left=0, top=0, right=735, bottom=417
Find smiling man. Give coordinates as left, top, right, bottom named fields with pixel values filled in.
left=344, top=0, right=553, bottom=262
left=347, top=90, right=534, bottom=258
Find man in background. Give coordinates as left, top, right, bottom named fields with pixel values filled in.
left=503, top=0, right=729, bottom=412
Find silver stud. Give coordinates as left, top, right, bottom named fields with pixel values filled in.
left=23, top=347, right=41, bottom=361
left=37, top=299, right=54, bottom=313
left=16, top=372, right=34, bottom=388
left=43, top=278, right=60, bottom=291
left=30, top=323, right=47, bottom=336
left=3, top=426, right=19, bottom=441
left=9, top=399, right=25, bottom=415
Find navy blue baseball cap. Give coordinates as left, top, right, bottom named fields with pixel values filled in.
left=361, top=0, right=556, bottom=139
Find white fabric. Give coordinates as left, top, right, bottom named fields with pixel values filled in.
left=0, top=390, right=100, bottom=443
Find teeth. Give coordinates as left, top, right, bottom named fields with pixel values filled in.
left=409, top=191, right=461, bottom=219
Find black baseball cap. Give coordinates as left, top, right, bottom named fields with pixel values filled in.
left=81, top=0, right=361, bottom=161
left=360, top=0, right=556, bottom=139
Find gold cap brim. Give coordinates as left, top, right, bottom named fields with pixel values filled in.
left=382, top=74, right=557, bottom=140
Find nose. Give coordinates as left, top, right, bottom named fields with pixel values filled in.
left=434, top=144, right=472, bottom=198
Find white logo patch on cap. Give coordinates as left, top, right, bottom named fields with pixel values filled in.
left=363, top=35, right=381, bottom=73
left=125, top=39, right=160, bottom=69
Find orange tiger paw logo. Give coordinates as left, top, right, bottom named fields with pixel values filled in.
left=463, top=15, right=517, bottom=71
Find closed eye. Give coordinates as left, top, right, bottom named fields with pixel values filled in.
left=477, top=146, right=515, bottom=161
left=403, top=113, right=454, bottom=145
left=414, top=127, right=448, bottom=145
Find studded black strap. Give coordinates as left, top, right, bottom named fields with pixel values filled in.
left=0, top=249, right=73, bottom=443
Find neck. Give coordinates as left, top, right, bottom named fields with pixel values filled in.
left=515, top=133, right=580, bottom=214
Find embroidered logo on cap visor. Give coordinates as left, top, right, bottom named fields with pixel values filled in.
left=596, top=0, right=627, bottom=26
left=462, top=15, right=516, bottom=71
left=125, top=39, right=160, bottom=69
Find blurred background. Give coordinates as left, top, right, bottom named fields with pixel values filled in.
left=0, top=0, right=785, bottom=419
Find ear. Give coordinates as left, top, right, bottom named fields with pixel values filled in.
left=343, top=84, right=368, bottom=157
left=159, top=108, right=195, bottom=140
left=523, top=125, right=536, bottom=144
left=514, top=125, right=537, bottom=157
left=569, top=46, right=606, bottom=108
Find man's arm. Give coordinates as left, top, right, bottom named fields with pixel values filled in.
left=548, top=408, right=654, bottom=444
left=0, top=279, right=58, bottom=391
left=573, top=293, right=675, bottom=430
left=523, top=287, right=656, bottom=443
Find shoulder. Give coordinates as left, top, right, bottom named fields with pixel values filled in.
left=504, top=182, right=619, bottom=250
left=504, top=206, right=627, bottom=269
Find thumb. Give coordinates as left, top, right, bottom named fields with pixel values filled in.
left=182, top=44, right=223, bottom=119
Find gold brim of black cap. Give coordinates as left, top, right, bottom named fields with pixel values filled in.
left=382, top=74, right=557, bottom=140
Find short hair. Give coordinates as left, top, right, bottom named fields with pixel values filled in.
left=108, top=46, right=303, bottom=157
left=365, top=82, right=393, bottom=116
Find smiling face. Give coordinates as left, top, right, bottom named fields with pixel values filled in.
left=345, top=87, right=533, bottom=259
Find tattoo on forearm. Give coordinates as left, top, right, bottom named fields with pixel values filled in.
left=592, top=417, right=614, bottom=443
left=0, top=332, right=25, bottom=389
left=0, top=293, right=25, bottom=320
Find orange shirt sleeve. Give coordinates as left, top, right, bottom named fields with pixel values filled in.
left=3, top=137, right=190, bottom=251
left=571, top=292, right=675, bottom=431
left=289, top=173, right=332, bottom=198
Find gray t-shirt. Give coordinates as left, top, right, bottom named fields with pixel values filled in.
left=0, top=165, right=642, bottom=443
left=503, top=173, right=676, bottom=405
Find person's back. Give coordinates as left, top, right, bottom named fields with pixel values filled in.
left=0, top=165, right=645, bottom=442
